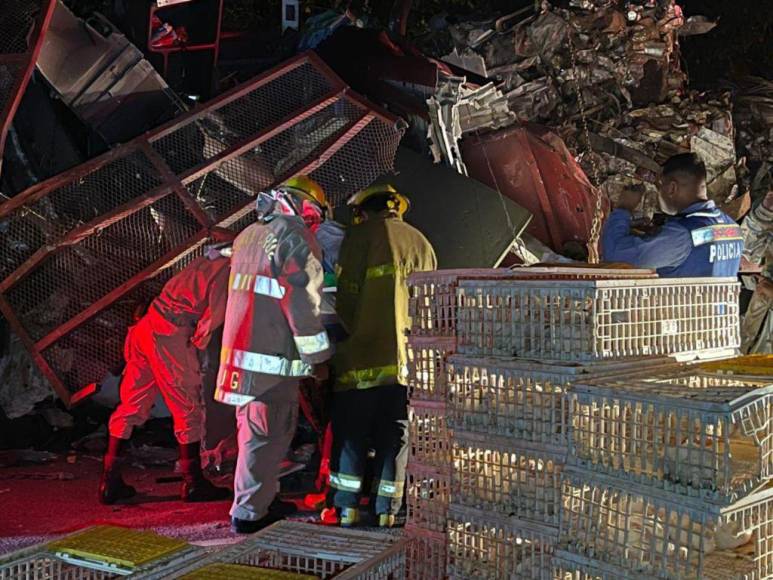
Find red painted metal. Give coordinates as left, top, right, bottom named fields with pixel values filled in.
left=0, top=52, right=405, bottom=405
left=0, top=0, right=57, bottom=174
left=461, top=123, right=608, bottom=253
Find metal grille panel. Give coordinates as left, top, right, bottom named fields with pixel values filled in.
left=0, top=53, right=404, bottom=403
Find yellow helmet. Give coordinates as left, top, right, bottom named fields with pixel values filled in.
left=280, top=174, right=327, bottom=209
left=347, top=184, right=410, bottom=220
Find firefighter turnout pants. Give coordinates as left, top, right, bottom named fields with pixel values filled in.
left=108, top=315, right=204, bottom=444
left=329, top=384, right=408, bottom=516
left=230, top=383, right=299, bottom=522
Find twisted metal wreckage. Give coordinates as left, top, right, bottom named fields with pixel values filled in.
left=0, top=23, right=405, bottom=407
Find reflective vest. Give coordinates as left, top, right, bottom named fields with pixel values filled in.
left=333, top=216, right=437, bottom=391
left=215, top=216, right=333, bottom=406
left=658, top=204, right=743, bottom=278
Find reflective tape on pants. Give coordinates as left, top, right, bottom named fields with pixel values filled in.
left=330, top=472, right=362, bottom=492
left=377, top=479, right=405, bottom=499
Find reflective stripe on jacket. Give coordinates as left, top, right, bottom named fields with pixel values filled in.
left=333, top=216, right=437, bottom=391
left=215, top=216, right=333, bottom=405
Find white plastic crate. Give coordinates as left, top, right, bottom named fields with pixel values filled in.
left=560, top=469, right=773, bottom=580
left=407, top=336, right=456, bottom=402
left=164, top=521, right=405, bottom=579
left=567, top=371, right=773, bottom=504
left=451, top=432, right=564, bottom=526
left=407, top=462, right=451, bottom=533
left=456, top=277, right=740, bottom=362
left=447, top=504, right=557, bottom=579
left=408, top=268, right=656, bottom=339
left=0, top=526, right=201, bottom=580
left=409, top=401, right=452, bottom=469
left=405, top=524, right=447, bottom=580
left=446, top=356, right=668, bottom=444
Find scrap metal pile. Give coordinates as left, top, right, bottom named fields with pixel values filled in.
left=428, top=0, right=750, bottom=219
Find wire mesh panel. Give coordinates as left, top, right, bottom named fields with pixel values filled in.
left=447, top=505, right=557, bottom=579
left=407, top=462, right=451, bottom=533
left=446, top=356, right=667, bottom=444
left=567, top=371, right=773, bottom=504
left=0, top=52, right=404, bottom=404
left=560, top=469, right=773, bottom=580
left=456, top=277, right=741, bottom=362
left=163, top=521, right=405, bottom=579
left=405, top=525, right=447, bottom=580
left=407, top=337, right=456, bottom=402
left=0, top=0, right=56, bottom=164
left=451, top=433, right=564, bottom=526
left=409, top=401, right=452, bottom=469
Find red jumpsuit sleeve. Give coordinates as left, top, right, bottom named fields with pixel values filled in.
left=191, top=259, right=230, bottom=350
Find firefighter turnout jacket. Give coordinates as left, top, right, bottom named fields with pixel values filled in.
left=215, top=215, right=333, bottom=406
left=602, top=200, right=743, bottom=277
left=333, top=216, right=437, bottom=391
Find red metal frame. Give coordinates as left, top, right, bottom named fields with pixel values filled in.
left=0, top=51, right=404, bottom=406
left=0, top=0, right=56, bottom=173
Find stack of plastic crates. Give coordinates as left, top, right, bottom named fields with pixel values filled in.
left=409, top=267, right=714, bottom=578
left=163, top=521, right=406, bottom=579
left=0, top=525, right=202, bottom=579
left=555, top=362, right=773, bottom=579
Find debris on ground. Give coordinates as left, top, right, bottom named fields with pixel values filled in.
left=0, top=471, right=74, bottom=481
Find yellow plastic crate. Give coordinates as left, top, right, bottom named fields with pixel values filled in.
left=699, top=354, right=773, bottom=376
left=181, top=563, right=315, bottom=579
left=46, top=526, right=189, bottom=571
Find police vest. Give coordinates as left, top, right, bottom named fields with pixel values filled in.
left=657, top=208, right=743, bottom=277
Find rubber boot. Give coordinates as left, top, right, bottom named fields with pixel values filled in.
left=99, top=436, right=137, bottom=505
left=340, top=507, right=360, bottom=528
left=179, top=441, right=231, bottom=502
left=378, top=514, right=396, bottom=528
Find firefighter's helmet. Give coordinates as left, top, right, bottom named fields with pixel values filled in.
left=279, top=174, right=328, bottom=210
left=347, top=184, right=410, bottom=223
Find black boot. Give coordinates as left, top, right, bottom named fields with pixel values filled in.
left=179, top=442, right=231, bottom=502
left=99, top=437, right=137, bottom=505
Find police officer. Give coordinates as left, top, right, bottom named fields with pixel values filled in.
left=602, top=152, right=743, bottom=277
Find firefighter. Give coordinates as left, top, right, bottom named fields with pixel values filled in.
left=328, top=184, right=437, bottom=528
left=216, top=176, right=333, bottom=535
left=740, top=191, right=773, bottom=353
left=100, top=254, right=231, bottom=505
left=602, top=152, right=743, bottom=277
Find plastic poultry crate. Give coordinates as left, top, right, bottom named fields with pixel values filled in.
left=406, top=462, right=451, bottom=533
left=451, top=432, right=564, bottom=526
left=559, top=469, right=773, bottom=580
left=447, top=504, right=557, bottom=579
left=179, top=563, right=316, bottom=579
left=456, top=277, right=740, bottom=362
left=0, top=526, right=200, bottom=579
left=406, top=336, right=456, bottom=402
left=408, top=267, right=657, bottom=340
left=445, top=355, right=668, bottom=444
left=567, top=370, right=773, bottom=504
left=164, top=521, right=405, bottom=579
left=409, top=400, right=452, bottom=469
left=404, top=524, right=447, bottom=580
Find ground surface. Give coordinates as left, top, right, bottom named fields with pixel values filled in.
left=0, top=456, right=243, bottom=555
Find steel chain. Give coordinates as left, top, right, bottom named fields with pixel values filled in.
left=567, top=23, right=605, bottom=264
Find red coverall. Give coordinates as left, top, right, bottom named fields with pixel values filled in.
left=108, top=256, right=230, bottom=444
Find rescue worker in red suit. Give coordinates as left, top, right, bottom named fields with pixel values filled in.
left=216, top=176, right=333, bottom=534
left=100, top=255, right=232, bottom=504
